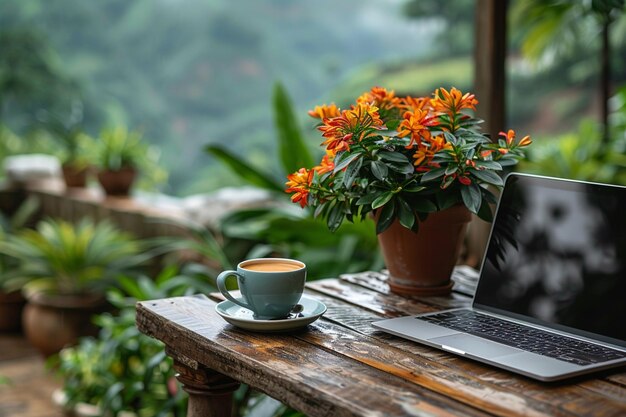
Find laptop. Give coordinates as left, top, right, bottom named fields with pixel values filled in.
left=372, top=173, right=626, bottom=381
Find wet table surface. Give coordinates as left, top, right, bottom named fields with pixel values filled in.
left=136, top=270, right=626, bottom=417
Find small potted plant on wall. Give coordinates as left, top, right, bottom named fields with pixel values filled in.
left=0, top=217, right=148, bottom=357
left=38, top=107, right=96, bottom=188
left=95, top=126, right=147, bottom=196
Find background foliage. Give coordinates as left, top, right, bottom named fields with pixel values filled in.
left=4, top=1, right=623, bottom=195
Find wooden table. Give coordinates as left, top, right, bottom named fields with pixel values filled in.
left=136, top=271, right=626, bottom=417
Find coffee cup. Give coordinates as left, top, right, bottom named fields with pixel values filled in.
left=216, top=258, right=306, bottom=319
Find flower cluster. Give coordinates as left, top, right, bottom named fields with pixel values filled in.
left=286, top=87, right=531, bottom=233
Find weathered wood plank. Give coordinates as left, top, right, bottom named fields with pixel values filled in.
left=310, top=279, right=626, bottom=382
left=307, top=279, right=470, bottom=319
left=298, top=320, right=626, bottom=417
left=339, top=269, right=476, bottom=298
left=605, top=373, right=626, bottom=386
left=338, top=272, right=472, bottom=310
left=136, top=296, right=491, bottom=417
left=141, top=294, right=626, bottom=417
left=301, top=282, right=626, bottom=416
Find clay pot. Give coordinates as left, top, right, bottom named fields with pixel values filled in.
left=22, top=292, right=109, bottom=358
left=62, top=164, right=90, bottom=188
left=0, top=290, right=26, bottom=332
left=97, top=167, right=137, bottom=196
left=377, top=204, right=471, bottom=296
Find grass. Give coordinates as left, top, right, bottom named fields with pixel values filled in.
left=331, top=56, right=473, bottom=104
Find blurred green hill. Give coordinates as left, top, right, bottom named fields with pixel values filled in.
left=0, top=0, right=442, bottom=195
left=2, top=0, right=625, bottom=195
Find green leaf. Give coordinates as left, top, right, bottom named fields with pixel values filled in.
left=436, top=191, right=460, bottom=210
left=420, top=167, right=446, bottom=183
left=327, top=202, right=345, bottom=232
left=445, top=164, right=458, bottom=175
left=273, top=82, right=315, bottom=174
left=372, top=191, right=393, bottom=209
left=333, top=151, right=361, bottom=172
left=477, top=198, right=494, bottom=222
left=474, top=160, right=502, bottom=170
left=461, top=183, right=482, bottom=214
left=378, top=150, right=414, bottom=175
left=342, top=157, right=363, bottom=188
left=412, top=197, right=438, bottom=213
left=370, top=160, right=388, bottom=180
left=441, top=174, right=456, bottom=189
left=397, top=198, right=415, bottom=230
left=377, top=151, right=410, bottom=164
left=403, top=182, right=426, bottom=193
left=356, top=192, right=377, bottom=206
left=386, top=119, right=401, bottom=131
left=375, top=201, right=396, bottom=234
left=470, top=169, right=504, bottom=186
left=313, top=201, right=328, bottom=218
left=388, top=161, right=415, bottom=174
left=499, top=158, right=519, bottom=167
left=482, top=187, right=498, bottom=205
left=205, top=145, right=283, bottom=192
left=443, top=131, right=458, bottom=145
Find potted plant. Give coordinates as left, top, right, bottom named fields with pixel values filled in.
left=0, top=196, right=39, bottom=332
left=37, top=108, right=96, bottom=188
left=285, top=86, right=532, bottom=295
left=0, top=217, right=148, bottom=356
left=95, top=126, right=148, bottom=196
left=53, top=267, right=215, bottom=417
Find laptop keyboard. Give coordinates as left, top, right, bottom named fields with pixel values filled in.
left=419, top=310, right=626, bottom=366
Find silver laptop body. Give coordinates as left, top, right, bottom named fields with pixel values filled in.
left=373, top=173, right=626, bottom=381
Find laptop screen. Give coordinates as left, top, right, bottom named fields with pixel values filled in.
left=474, top=174, right=626, bottom=346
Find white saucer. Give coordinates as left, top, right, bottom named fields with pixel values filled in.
left=215, top=295, right=327, bottom=332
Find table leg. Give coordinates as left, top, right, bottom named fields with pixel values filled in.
left=168, top=349, right=241, bottom=417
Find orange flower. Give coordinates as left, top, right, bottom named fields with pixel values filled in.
left=308, top=103, right=340, bottom=119
left=285, top=168, right=313, bottom=208
left=431, top=87, right=478, bottom=115
left=397, top=109, right=437, bottom=148
left=401, top=96, right=431, bottom=112
left=499, top=130, right=516, bottom=146
left=518, top=135, right=532, bottom=147
left=412, top=135, right=452, bottom=170
left=318, top=104, right=383, bottom=152
left=357, top=86, right=401, bottom=111
left=412, top=146, right=428, bottom=166
left=321, top=133, right=353, bottom=153
left=313, top=152, right=335, bottom=175
left=499, top=129, right=532, bottom=148
left=429, top=135, right=453, bottom=153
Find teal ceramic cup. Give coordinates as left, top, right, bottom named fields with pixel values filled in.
left=216, top=258, right=307, bottom=319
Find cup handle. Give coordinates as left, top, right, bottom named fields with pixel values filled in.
left=216, top=270, right=253, bottom=311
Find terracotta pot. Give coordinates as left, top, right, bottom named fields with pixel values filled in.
left=377, top=204, right=471, bottom=296
left=23, top=292, right=109, bottom=358
left=97, top=167, right=137, bottom=196
left=0, top=290, right=26, bottom=332
left=62, top=164, right=90, bottom=188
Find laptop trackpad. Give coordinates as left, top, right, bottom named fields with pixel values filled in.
left=429, top=334, right=520, bottom=358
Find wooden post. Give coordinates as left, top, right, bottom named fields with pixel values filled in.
left=474, top=0, right=507, bottom=141
left=465, top=0, right=508, bottom=267
left=167, top=348, right=240, bottom=417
